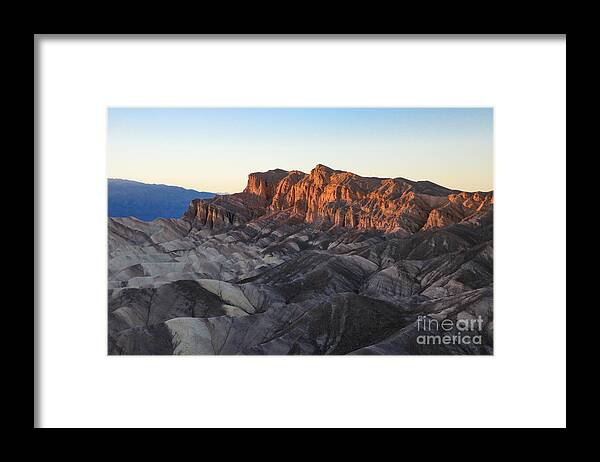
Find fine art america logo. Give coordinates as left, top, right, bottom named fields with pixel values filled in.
left=416, top=315, right=484, bottom=346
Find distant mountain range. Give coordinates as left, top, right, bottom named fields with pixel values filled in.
left=108, top=178, right=215, bottom=221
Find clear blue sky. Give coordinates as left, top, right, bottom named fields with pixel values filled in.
left=107, top=108, right=493, bottom=193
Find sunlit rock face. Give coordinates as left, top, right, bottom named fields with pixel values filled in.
left=108, top=165, right=493, bottom=355
left=183, top=164, right=493, bottom=235
left=244, top=168, right=289, bottom=205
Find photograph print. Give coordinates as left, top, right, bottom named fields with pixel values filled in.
left=107, top=108, right=494, bottom=355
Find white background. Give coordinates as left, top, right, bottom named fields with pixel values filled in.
left=37, top=36, right=566, bottom=428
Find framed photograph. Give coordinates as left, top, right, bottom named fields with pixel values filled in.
left=35, top=34, right=566, bottom=428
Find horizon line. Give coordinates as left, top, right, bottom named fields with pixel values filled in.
left=108, top=162, right=494, bottom=194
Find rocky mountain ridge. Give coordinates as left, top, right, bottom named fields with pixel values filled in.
left=184, top=164, right=493, bottom=235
